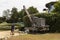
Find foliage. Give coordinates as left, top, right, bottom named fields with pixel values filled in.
left=11, top=7, right=19, bottom=22
left=18, top=6, right=39, bottom=22
left=45, top=2, right=57, bottom=9
left=0, top=17, right=6, bottom=23
left=23, top=15, right=31, bottom=27
left=18, top=9, right=27, bottom=22
left=0, top=22, right=21, bottom=30
left=53, top=2, right=60, bottom=13
left=23, top=13, right=60, bottom=32
left=6, top=7, right=19, bottom=23
left=28, top=6, right=38, bottom=14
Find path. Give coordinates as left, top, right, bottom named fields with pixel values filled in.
left=0, top=31, right=20, bottom=40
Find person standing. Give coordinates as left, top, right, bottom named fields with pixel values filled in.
left=11, top=24, right=15, bottom=35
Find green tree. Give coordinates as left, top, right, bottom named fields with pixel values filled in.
left=3, top=9, right=11, bottom=20
left=28, top=6, right=38, bottom=14
left=18, top=6, right=39, bottom=22
left=45, top=2, right=57, bottom=13
left=45, top=2, right=57, bottom=9
left=11, top=7, right=19, bottom=23
left=53, top=2, right=60, bottom=13
left=18, top=9, right=26, bottom=22
left=0, top=17, right=5, bottom=23
left=2, top=9, right=11, bottom=22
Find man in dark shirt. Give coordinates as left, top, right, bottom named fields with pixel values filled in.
left=11, top=24, right=15, bottom=35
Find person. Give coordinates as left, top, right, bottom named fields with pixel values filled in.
left=11, top=24, right=15, bottom=35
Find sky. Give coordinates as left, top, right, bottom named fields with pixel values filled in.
left=0, top=0, right=57, bottom=17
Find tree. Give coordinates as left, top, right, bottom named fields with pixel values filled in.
left=28, top=6, right=39, bottom=14
left=18, top=6, right=39, bottom=22
left=53, top=2, right=60, bottom=13
left=0, top=17, right=5, bottom=23
left=45, top=2, right=57, bottom=9
left=11, top=7, right=19, bottom=23
left=18, top=9, right=26, bottom=18
left=18, top=9, right=26, bottom=22
left=3, top=9, right=11, bottom=22
left=3, top=10, right=9, bottom=19
left=45, top=2, right=57, bottom=13
left=6, top=7, right=19, bottom=23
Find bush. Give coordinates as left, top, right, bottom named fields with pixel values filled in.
left=23, top=15, right=32, bottom=27
left=0, top=26, right=11, bottom=30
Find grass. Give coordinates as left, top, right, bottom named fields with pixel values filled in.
left=0, top=22, right=21, bottom=30
left=8, top=33, right=60, bottom=40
